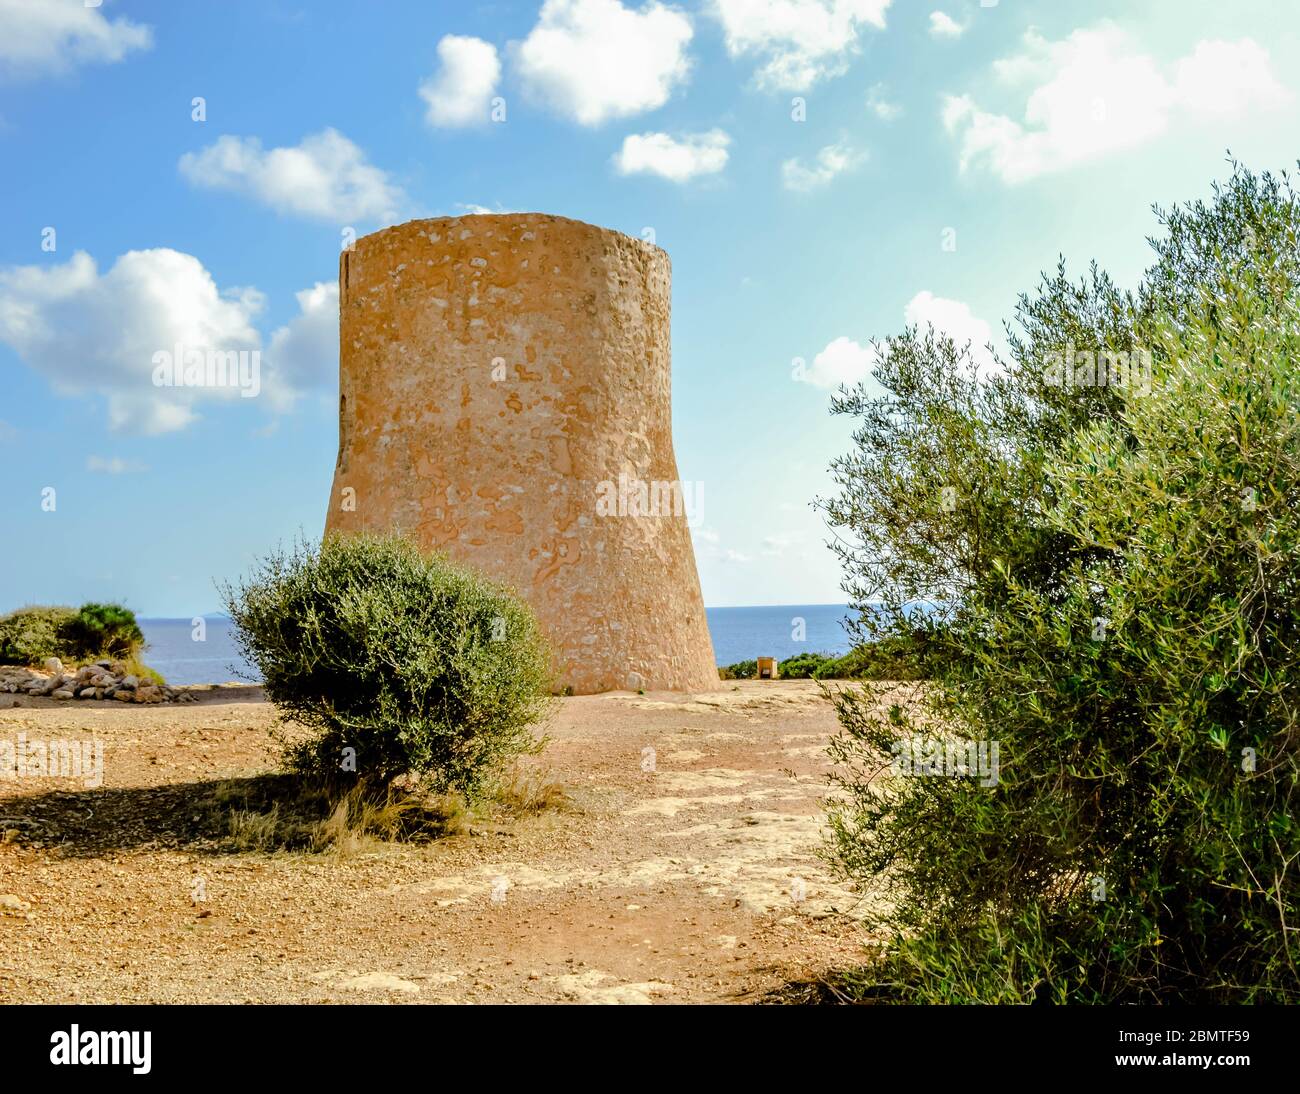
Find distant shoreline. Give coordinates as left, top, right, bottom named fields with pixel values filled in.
left=136, top=605, right=862, bottom=686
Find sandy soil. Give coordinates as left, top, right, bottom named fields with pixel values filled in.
left=0, top=680, right=872, bottom=1004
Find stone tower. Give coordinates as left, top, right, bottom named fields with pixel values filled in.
left=325, top=213, right=720, bottom=694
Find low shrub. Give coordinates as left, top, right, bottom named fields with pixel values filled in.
left=62, top=602, right=145, bottom=660
left=718, top=658, right=757, bottom=680
left=0, top=606, right=76, bottom=665
left=717, top=636, right=930, bottom=682
left=223, top=533, right=554, bottom=798
left=774, top=651, right=831, bottom=678
left=0, top=602, right=145, bottom=666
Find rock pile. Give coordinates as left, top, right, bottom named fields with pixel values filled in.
left=0, top=658, right=196, bottom=703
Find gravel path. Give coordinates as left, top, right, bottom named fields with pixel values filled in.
left=0, top=681, right=869, bottom=1004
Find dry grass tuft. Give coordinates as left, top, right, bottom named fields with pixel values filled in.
left=491, top=767, right=572, bottom=817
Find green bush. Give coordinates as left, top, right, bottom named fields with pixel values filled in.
left=717, top=653, right=831, bottom=679
left=718, top=658, right=757, bottom=680
left=222, top=533, right=554, bottom=798
left=820, top=163, right=1300, bottom=1003
left=812, top=635, right=930, bottom=680
left=718, top=638, right=930, bottom=682
left=774, top=651, right=830, bottom=678
left=0, top=602, right=144, bottom=665
left=0, top=606, right=77, bottom=665
left=62, top=602, right=144, bottom=660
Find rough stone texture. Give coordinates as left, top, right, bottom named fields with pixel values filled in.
left=324, top=213, right=719, bottom=694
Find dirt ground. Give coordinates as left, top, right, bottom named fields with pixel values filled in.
left=0, top=680, right=874, bottom=1004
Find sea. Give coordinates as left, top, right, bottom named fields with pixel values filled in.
left=139, top=604, right=859, bottom=686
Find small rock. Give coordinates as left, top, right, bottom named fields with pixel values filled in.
left=51, top=688, right=75, bottom=700
left=119, top=675, right=138, bottom=690
left=78, top=687, right=97, bottom=699
left=113, top=691, right=133, bottom=703
left=135, top=685, right=163, bottom=703
left=110, top=660, right=129, bottom=676
left=0, top=894, right=31, bottom=915
left=43, top=657, right=63, bottom=674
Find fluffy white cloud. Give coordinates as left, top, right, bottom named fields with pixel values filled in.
left=613, top=129, right=730, bottom=181
left=928, top=11, right=965, bottom=39
left=798, top=291, right=994, bottom=388
left=0, top=249, right=260, bottom=434
left=178, top=128, right=405, bottom=223
left=0, top=249, right=334, bottom=433
left=802, top=335, right=875, bottom=389
left=866, top=82, right=900, bottom=120
left=419, top=35, right=501, bottom=127
left=781, top=139, right=861, bottom=190
left=944, top=25, right=1290, bottom=184
left=0, top=0, right=152, bottom=78
left=904, top=290, right=995, bottom=374
left=515, top=0, right=693, bottom=126
left=263, top=282, right=339, bottom=410
left=712, top=0, right=891, bottom=91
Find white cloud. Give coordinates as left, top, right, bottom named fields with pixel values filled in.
left=712, top=0, right=891, bottom=91
left=87, top=455, right=148, bottom=474
left=613, top=129, right=730, bottom=181
left=928, top=11, right=965, bottom=39
left=1171, top=38, right=1290, bottom=118
left=0, top=249, right=260, bottom=434
left=761, top=531, right=805, bottom=557
left=798, top=291, right=995, bottom=388
left=515, top=0, right=693, bottom=126
left=453, top=202, right=521, bottom=215
left=866, top=82, right=900, bottom=120
left=263, top=282, right=339, bottom=411
left=944, top=25, right=1290, bottom=184
left=802, top=335, right=876, bottom=388
left=905, top=290, right=995, bottom=374
left=781, top=139, right=861, bottom=190
left=419, top=35, right=501, bottom=127
left=692, top=525, right=750, bottom=563
left=178, top=128, right=405, bottom=223
left=0, top=0, right=152, bottom=79
left=0, top=249, right=334, bottom=434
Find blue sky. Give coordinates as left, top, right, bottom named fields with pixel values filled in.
left=2, top=0, right=1299, bottom=616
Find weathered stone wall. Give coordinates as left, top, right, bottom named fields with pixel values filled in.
left=325, top=213, right=720, bottom=694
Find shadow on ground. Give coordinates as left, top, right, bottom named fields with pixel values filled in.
left=0, top=775, right=299, bottom=858
left=0, top=771, right=473, bottom=858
